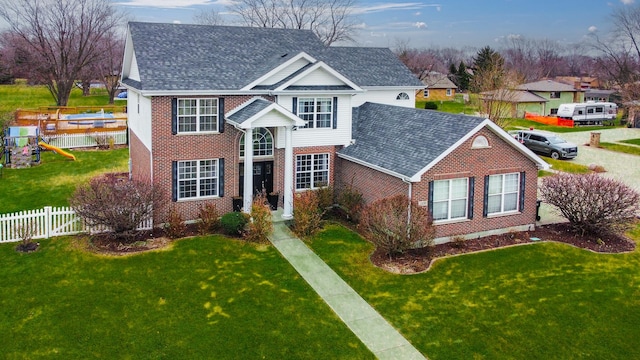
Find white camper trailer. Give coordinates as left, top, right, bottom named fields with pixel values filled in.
left=556, top=101, right=617, bottom=125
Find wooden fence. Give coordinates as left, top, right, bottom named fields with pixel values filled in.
left=0, top=206, right=152, bottom=243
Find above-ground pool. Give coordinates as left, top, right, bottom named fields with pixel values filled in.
left=63, top=112, right=117, bottom=127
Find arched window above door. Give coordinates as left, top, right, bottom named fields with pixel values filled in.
left=240, top=127, right=274, bottom=157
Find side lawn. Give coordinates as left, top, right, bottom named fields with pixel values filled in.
left=0, top=148, right=128, bottom=214
left=308, top=223, right=640, bottom=360
left=0, top=235, right=374, bottom=359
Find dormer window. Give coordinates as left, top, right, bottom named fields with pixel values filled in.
left=396, top=92, right=410, bottom=100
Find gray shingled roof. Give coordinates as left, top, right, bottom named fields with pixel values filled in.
left=126, top=22, right=422, bottom=91
left=516, top=80, right=577, bottom=92
left=339, top=103, right=485, bottom=179
left=226, top=98, right=273, bottom=126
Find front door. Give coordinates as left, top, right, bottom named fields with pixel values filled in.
left=239, top=161, right=274, bottom=196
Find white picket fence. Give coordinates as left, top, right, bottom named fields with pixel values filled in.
left=42, top=130, right=127, bottom=149
left=0, top=206, right=152, bottom=243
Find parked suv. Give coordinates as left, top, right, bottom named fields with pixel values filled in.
left=513, top=130, right=578, bottom=160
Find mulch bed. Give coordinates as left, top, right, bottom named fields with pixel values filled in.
left=370, top=222, right=636, bottom=274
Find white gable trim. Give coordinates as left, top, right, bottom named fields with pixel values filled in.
left=226, top=97, right=306, bottom=129
left=410, top=119, right=550, bottom=182
left=241, top=52, right=317, bottom=91
left=275, top=61, right=363, bottom=92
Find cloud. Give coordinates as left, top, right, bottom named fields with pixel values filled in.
left=620, top=0, right=634, bottom=4
left=415, top=11, right=421, bottom=16
left=353, top=3, right=442, bottom=15
left=414, top=22, right=427, bottom=29
left=115, top=0, right=216, bottom=8
left=353, top=22, right=368, bottom=29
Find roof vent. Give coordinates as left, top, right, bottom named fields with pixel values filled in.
left=281, top=53, right=288, bottom=58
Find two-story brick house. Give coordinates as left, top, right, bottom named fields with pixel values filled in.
left=121, top=22, right=548, bottom=243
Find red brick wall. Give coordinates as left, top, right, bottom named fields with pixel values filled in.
left=149, top=95, right=272, bottom=221
left=335, top=157, right=409, bottom=204
left=129, top=130, right=151, bottom=183
left=337, top=127, right=539, bottom=240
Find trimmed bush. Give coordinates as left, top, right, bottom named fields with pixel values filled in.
left=164, top=206, right=187, bottom=239
left=220, top=212, right=249, bottom=236
left=541, top=173, right=640, bottom=236
left=315, top=185, right=335, bottom=212
left=359, top=195, right=435, bottom=258
left=424, top=101, right=438, bottom=110
left=246, top=194, right=273, bottom=243
left=292, top=190, right=324, bottom=237
left=197, top=202, right=219, bottom=235
left=335, top=183, right=364, bottom=222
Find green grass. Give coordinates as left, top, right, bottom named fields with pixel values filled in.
left=620, top=138, right=640, bottom=146
left=542, top=156, right=591, bottom=174
left=308, top=223, right=640, bottom=360
left=0, top=83, right=112, bottom=114
left=0, top=148, right=128, bottom=213
left=0, top=235, right=373, bottom=359
left=599, top=142, right=640, bottom=156
left=415, top=98, right=478, bottom=115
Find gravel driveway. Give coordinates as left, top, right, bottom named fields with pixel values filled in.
left=536, top=127, right=640, bottom=225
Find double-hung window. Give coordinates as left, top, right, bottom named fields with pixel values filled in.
left=177, top=98, right=218, bottom=133
left=296, top=154, right=329, bottom=189
left=298, top=98, right=332, bottom=128
left=433, top=178, right=468, bottom=221
left=486, top=173, right=519, bottom=214
left=177, top=159, right=219, bottom=199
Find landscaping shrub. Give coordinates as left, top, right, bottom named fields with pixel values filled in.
left=424, top=101, right=438, bottom=110
left=359, top=195, right=436, bottom=258
left=220, top=212, right=249, bottom=236
left=315, top=185, right=335, bottom=212
left=292, top=190, right=324, bottom=237
left=164, top=206, right=187, bottom=239
left=245, top=194, right=273, bottom=243
left=335, top=183, right=364, bottom=222
left=69, top=174, right=163, bottom=243
left=197, top=202, right=219, bottom=235
left=541, top=173, right=640, bottom=236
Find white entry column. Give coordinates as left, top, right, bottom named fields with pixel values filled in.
left=282, top=125, right=294, bottom=219
left=243, top=128, right=253, bottom=214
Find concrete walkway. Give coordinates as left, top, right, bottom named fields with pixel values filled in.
left=268, top=222, right=426, bottom=360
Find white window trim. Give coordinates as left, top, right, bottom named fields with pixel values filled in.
left=295, top=153, right=330, bottom=190
left=177, top=159, right=220, bottom=200
left=446, top=88, right=452, bottom=96
left=240, top=127, right=274, bottom=158
left=433, top=178, right=469, bottom=222
left=298, top=97, right=333, bottom=129
left=424, top=89, right=430, bottom=97
left=177, top=98, right=219, bottom=134
left=487, top=173, right=520, bottom=215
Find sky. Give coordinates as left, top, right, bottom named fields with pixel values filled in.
left=1, top=0, right=634, bottom=49
left=111, top=0, right=633, bottom=49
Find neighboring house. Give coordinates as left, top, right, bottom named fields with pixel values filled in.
left=416, top=72, right=457, bottom=101
left=479, top=89, right=548, bottom=118
left=554, top=76, right=600, bottom=90
left=121, top=22, right=549, bottom=242
left=585, top=89, right=618, bottom=103
left=515, top=80, right=584, bottom=116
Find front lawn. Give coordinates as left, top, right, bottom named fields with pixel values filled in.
left=620, top=138, right=640, bottom=146
left=0, top=148, right=129, bottom=214
left=507, top=118, right=619, bottom=133
left=308, top=223, right=640, bottom=360
left=0, top=235, right=373, bottom=359
left=542, top=156, right=591, bottom=174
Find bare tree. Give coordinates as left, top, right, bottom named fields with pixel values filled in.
left=228, top=0, right=357, bottom=45
left=194, top=8, right=223, bottom=25
left=0, top=0, right=123, bottom=106
left=589, top=3, right=640, bottom=102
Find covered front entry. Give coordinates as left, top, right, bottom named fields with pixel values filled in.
left=239, top=161, right=274, bottom=196
left=225, top=97, right=307, bottom=219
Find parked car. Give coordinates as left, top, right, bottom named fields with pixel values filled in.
left=513, top=130, right=578, bottom=160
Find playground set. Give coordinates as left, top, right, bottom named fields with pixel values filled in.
left=2, top=126, right=75, bottom=169
left=14, top=105, right=127, bottom=136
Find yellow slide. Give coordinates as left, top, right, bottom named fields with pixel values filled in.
left=38, top=142, right=76, bottom=161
